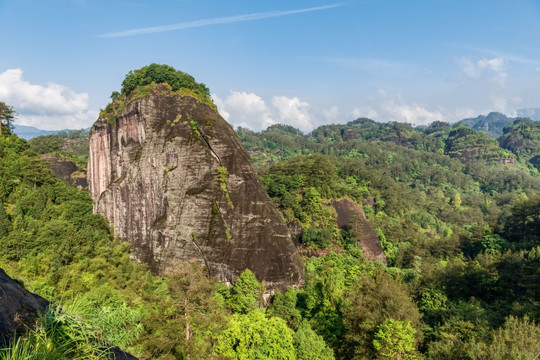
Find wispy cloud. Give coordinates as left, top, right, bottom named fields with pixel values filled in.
left=100, top=3, right=343, bottom=38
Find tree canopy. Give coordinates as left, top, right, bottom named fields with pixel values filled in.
left=0, top=101, right=16, bottom=136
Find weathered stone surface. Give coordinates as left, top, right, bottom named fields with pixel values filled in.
left=331, top=198, right=387, bottom=264
left=88, top=85, right=303, bottom=289
left=40, top=153, right=88, bottom=188
left=0, top=268, right=49, bottom=347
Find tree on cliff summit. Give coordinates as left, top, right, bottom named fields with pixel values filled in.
left=121, top=63, right=210, bottom=99
left=0, top=101, right=16, bottom=136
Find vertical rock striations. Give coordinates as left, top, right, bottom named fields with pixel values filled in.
left=88, top=85, right=302, bottom=289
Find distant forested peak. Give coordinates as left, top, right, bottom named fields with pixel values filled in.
left=458, top=112, right=515, bottom=138
left=263, top=124, right=304, bottom=136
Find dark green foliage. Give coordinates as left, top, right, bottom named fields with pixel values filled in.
left=0, top=101, right=16, bottom=136
left=236, top=119, right=540, bottom=359
left=499, top=117, right=540, bottom=171
left=500, top=194, right=540, bottom=246
left=341, top=270, right=422, bottom=360
left=267, top=288, right=302, bottom=330
left=293, top=321, right=335, bottom=360
left=3, top=95, right=540, bottom=360
left=0, top=134, right=231, bottom=358
left=444, top=124, right=514, bottom=162
left=138, top=261, right=228, bottom=360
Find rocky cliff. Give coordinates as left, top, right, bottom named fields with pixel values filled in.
left=88, top=85, right=302, bottom=289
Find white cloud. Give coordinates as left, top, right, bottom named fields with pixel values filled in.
left=214, top=91, right=318, bottom=132
left=323, top=106, right=339, bottom=121
left=100, top=3, right=342, bottom=38
left=381, top=99, right=443, bottom=125
left=0, top=68, right=96, bottom=130
left=272, top=96, right=313, bottom=132
left=214, top=91, right=275, bottom=130
left=460, top=57, right=507, bottom=87
left=351, top=107, right=378, bottom=120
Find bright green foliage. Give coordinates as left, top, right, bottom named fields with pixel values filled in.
left=28, top=129, right=89, bottom=169
left=293, top=321, right=335, bottom=360
left=215, top=310, right=296, bottom=360
left=217, top=166, right=232, bottom=206
left=100, top=64, right=216, bottom=124
left=0, top=134, right=158, bottom=356
left=300, top=252, right=374, bottom=348
left=227, top=269, right=263, bottom=314
left=373, top=319, right=419, bottom=360
left=121, top=63, right=210, bottom=100
left=466, top=315, right=540, bottom=360
left=0, top=305, right=118, bottom=360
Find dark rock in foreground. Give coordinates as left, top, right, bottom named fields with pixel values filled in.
left=0, top=268, right=49, bottom=348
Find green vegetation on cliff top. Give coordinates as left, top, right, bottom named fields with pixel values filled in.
left=100, top=64, right=216, bottom=124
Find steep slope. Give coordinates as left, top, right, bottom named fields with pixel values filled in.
left=88, top=84, right=302, bottom=289
left=331, top=198, right=387, bottom=264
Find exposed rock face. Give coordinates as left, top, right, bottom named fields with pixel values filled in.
left=0, top=268, right=49, bottom=347
left=331, top=198, right=387, bottom=264
left=40, top=153, right=88, bottom=188
left=88, top=85, right=303, bottom=289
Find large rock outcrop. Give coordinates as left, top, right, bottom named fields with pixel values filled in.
left=0, top=268, right=49, bottom=347
left=331, top=198, right=387, bottom=264
left=40, top=153, right=88, bottom=188
left=88, top=85, right=303, bottom=289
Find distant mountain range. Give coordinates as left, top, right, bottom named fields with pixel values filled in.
left=13, top=108, right=540, bottom=141
left=457, top=112, right=515, bottom=138
left=14, top=124, right=64, bottom=139
left=13, top=124, right=89, bottom=140
left=457, top=109, right=540, bottom=138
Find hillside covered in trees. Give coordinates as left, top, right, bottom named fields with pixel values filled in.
left=1, top=85, right=540, bottom=360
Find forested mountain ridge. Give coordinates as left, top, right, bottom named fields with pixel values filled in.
left=457, top=112, right=515, bottom=138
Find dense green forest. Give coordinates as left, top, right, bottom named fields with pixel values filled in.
left=2, top=91, right=540, bottom=360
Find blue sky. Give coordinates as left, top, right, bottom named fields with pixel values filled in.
left=1, top=0, right=540, bottom=131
